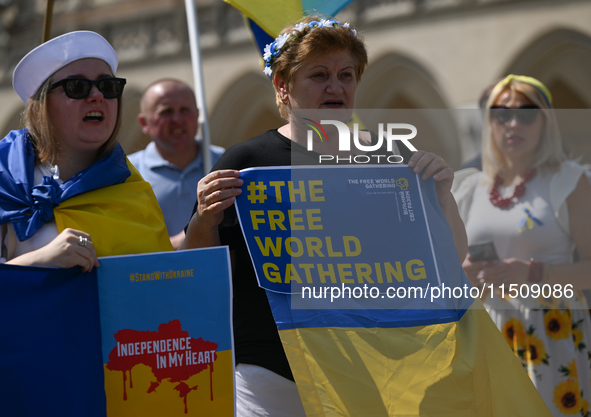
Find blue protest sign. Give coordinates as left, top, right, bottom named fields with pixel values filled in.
left=97, top=247, right=235, bottom=416
left=234, top=165, right=472, bottom=314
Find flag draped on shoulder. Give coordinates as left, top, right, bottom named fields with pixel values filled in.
left=0, top=128, right=172, bottom=256
left=234, top=165, right=551, bottom=416
left=53, top=160, right=173, bottom=256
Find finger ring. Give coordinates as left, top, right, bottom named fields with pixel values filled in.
left=78, top=236, right=88, bottom=247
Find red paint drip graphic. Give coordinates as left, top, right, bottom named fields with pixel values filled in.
left=175, top=382, right=199, bottom=414
left=106, top=319, right=218, bottom=413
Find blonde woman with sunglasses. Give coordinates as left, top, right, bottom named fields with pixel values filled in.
left=453, top=75, right=591, bottom=416
left=0, top=31, right=172, bottom=269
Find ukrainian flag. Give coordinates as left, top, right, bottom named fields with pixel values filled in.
left=53, top=159, right=173, bottom=256
left=0, top=264, right=105, bottom=416
left=224, top=0, right=355, bottom=56
left=267, top=295, right=550, bottom=416
left=0, top=128, right=172, bottom=256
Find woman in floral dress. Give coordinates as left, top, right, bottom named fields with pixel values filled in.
left=453, top=75, right=591, bottom=416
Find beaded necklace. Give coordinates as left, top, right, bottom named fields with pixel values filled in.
left=489, top=168, right=537, bottom=209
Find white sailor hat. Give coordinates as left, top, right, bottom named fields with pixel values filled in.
left=13, top=31, right=118, bottom=103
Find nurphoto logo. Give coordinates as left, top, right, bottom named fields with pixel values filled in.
left=304, top=119, right=418, bottom=164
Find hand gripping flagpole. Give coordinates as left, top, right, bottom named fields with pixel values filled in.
left=184, top=0, right=212, bottom=174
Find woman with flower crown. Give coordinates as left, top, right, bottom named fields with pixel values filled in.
left=183, top=14, right=559, bottom=416
left=452, top=75, right=591, bottom=416
left=181, top=14, right=472, bottom=415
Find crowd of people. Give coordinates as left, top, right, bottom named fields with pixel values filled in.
left=1, top=14, right=589, bottom=417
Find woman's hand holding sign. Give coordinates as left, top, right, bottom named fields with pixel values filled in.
left=181, top=170, right=242, bottom=249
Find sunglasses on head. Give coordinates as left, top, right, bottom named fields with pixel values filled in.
left=489, top=104, right=541, bottom=125
left=49, top=77, right=127, bottom=99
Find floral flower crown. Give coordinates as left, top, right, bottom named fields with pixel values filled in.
left=263, top=19, right=357, bottom=77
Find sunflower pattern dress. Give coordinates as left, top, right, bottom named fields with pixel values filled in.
left=455, top=161, right=591, bottom=417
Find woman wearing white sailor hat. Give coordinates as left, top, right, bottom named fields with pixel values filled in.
left=0, top=31, right=172, bottom=269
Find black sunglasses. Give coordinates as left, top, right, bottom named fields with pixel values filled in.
left=489, top=104, right=541, bottom=125
left=49, top=77, right=127, bottom=99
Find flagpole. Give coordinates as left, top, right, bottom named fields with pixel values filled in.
left=184, top=0, right=212, bottom=174
left=42, top=0, right=55, bottom=42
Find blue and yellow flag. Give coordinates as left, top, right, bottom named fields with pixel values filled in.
left=224, top=0, right=354, bottom=56
left=234, top=165, right=551, bottom=416
left=0, top=264, right=106, bottom=417
left=0, top=128, right=172, bottom=255
left=53, top=160, right=173, bottom=256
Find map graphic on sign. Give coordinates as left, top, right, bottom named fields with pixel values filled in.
left=106, top=319, right=218, bottom=414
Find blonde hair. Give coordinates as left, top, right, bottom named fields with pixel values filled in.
left=482, top=76, right=565, bottom=181
left=23, top=76, right=122, bottom=165
left=270, top=15, right=368, bottom=119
